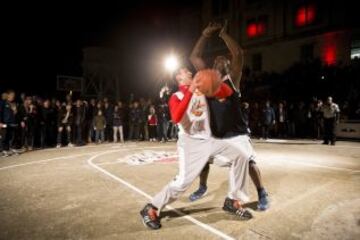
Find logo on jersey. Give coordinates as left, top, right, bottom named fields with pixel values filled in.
left=190, top=98, right=205, bottom=117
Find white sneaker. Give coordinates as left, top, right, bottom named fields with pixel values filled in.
left=2, top=151, right=10, bottom=157
left=10, top=149, right=19, bottom=155
left=56, top=144, right=61, bottom=148
left=68, top=143, right=74, bottom=147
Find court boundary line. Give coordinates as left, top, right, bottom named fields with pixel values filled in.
left=0, top=145, right=175, bottom=171
left=0, top=150, right=105, bottom=171
left=87, top=150, right=235, bottom=240
left=264, top=158, right=360, bottom=173
left=42, top=143, right=140, bottom=152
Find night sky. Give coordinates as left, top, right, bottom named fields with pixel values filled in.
left=1, top=0, right=199, bottom=98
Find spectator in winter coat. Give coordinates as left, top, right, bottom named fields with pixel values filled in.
left=113, top=105, right=124, bottom=143
left=321, top=97, right=340, bottom=145
left=86, top=99, right=97, bottom=143
left=262, top=101, right=276, bottom=139
left=276, top=102, right=287, bottom=138
left=148, top=106, right=158, bottom=141
left=104, top=102, right=113, bottom=142
left=157, top=100, right=170, bottom=142
left=56, top=104, right=74, bottom=148
left=1, top=90, right=18, bottom=155
left=128, top=101, right=143, bottom=140
left=93, top=110, right=106, bottom=143
left=73, top=100, right=86, bottom=146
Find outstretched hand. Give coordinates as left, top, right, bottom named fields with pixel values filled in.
left=202, top=22, right=222, bottom=37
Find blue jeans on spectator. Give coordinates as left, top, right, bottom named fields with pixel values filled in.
left=158, top=121, right=169, bottom=141
left=95, top=130, right=105, bottom=143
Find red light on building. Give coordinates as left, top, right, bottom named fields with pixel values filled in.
left=324, top=46, right=336, bottom=65
left=296, top=7, right=307, bottom=26
left=247, top=23, right=258, bottom=38
left=246, top=22, right=266, bottom=38
left=295, top=4, right=316, bottom=27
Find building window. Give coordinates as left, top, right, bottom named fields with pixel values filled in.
left=300, top=44, right=314, bottom=61
left=323, top=45, right=336, bottom=65
left=246, top=15, right=268, bottom=38
left=252, top=53, right=262, bottom=71
left=212, top=0, right=229, bottom=16
left=295, top=3, right=316, bottom=27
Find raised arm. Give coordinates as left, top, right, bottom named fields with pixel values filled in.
left=190, top=23, right=222, bottom=71
left=219, top=21, right=244, bottom=89
left=168, top=82, right=197, bottom=123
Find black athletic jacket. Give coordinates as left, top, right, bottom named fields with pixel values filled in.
left=207, top=76, right=249, bottom=138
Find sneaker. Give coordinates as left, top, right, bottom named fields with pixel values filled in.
left=189, top=185, right=207, bottom=202
left=140, top=203, right=161, bottom=230
left=68, top=143, right=74, bottom=147
left=10, top=149, right=20, bottom=155
left=56, top=144, right=61, bottom=148
left=257, top=188, right=269, bottom=211
left=2, top=151, right=10, bottom=157
left=222, top=197, right=253, bottom=220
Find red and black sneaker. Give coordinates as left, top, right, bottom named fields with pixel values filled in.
left=140, top=203, right=161, bottom=230
left=222, top=197, right=253, bottom=220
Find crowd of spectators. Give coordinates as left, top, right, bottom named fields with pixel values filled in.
left=0, top=87, right=351, bottom=157
left=0, top=89, right=178, bottom=157
left=1, top=60, right=360, bottom=156
left=245, top=97, right=343, bottom=141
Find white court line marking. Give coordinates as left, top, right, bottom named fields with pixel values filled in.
left=253, top=140, right=360, bottom=149
left=0, top=145, right=176, bottom=171
left=0, top=150, right=105, bottom=171
left=264, top=158, right=360, bottom=173
left=42, top=143, right=139, bottom=152
left=87, top=150, right=235, bottom=240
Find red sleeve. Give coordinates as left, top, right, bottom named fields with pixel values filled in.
left=213, top=83, right=233, bottom=98
left=168, top=90, right=193, bottom=123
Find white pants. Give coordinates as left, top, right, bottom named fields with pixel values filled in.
left=223, top=135, right=256, bottom=162
left=113, top=126, right=124, bottom=143
left=151, top=134, right=250, bottom=211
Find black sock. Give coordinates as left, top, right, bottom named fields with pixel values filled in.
left=257, top=187, right=265, bottom=195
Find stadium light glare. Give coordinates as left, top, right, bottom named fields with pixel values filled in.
left=164, top=55, right=179, bottom=73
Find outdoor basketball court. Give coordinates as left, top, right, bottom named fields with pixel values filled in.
left=0, top=140, right=359, bottom=239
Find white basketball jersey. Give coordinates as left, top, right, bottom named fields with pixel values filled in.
left=175, top=90, right=211, bottom=139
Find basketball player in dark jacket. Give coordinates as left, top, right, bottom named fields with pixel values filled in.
left=189, top=21, right=269, bottom=210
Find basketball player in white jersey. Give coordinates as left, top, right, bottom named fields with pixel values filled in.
left=140, top=68, right=253, bottom=230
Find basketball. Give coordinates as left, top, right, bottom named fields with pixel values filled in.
left=194, top=69, right=222, bottom=97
